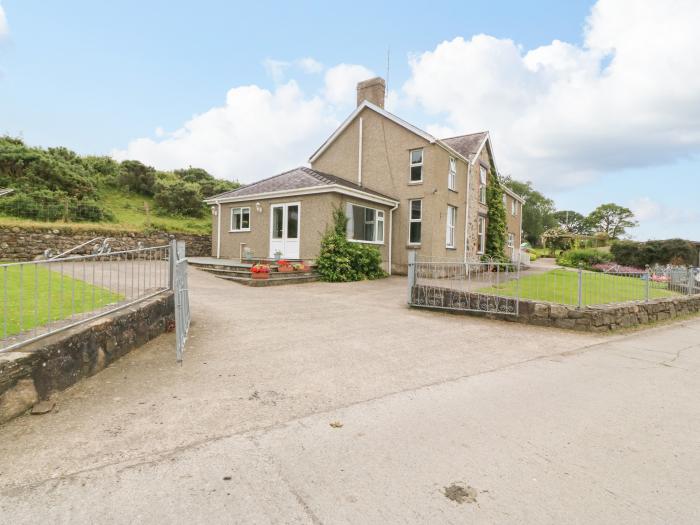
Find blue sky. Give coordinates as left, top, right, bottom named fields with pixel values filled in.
left=1, top=0, right=698, bottom=241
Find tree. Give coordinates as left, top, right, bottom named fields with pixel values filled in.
left=119, top=160, right=157, bottom=196
left=484, top=171, right=508, bottom=261
left=553, top=210, right=590, bottom=234
left=153, top=177, right=204, bottom=217
left=502, top=178, right=556, bottom=246
left=174, top=166, right=239, bottom=197
left=586, top=203, right=638, bottom=239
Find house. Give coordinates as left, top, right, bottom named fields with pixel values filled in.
left=205, top=77, right=524, bottom=274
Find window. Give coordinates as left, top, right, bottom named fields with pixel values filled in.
left=502, top=194, right=507, bottom=206
left=409, top=149, right=423, bottom=183
left=511, top=200, right=517, bottom=216
left=409, top=199, right=422, bottom=244
left=448, top=157, right=456, bottom=191
left=508, top=232, right=515, bottom=248
left=477, top=216, right=486, bottom=254
left=446, top=206, right=457, bottom=248
left=479, top=166, right=487, bottom=204
left=347, top=204, right=384, bottom=243
left=272, top=206, right=283, bottom=239
left=231, top=207, right=250, bottom=232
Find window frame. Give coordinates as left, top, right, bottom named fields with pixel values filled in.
left=446, top=205, right=457, bottom=249
left=477, top=216, right=486, bottom=254
left=511, top=200, right=517, bottom=216
left=479, top=166, right=488, bottom=205
left=346, top=203, right=385, bottom=245
left=448, top=157, right=456, bottom=191
left=507, top=232, right=515, bottom=248
left=409, top=148, right=423, bottom=184
left=230, top=206, right=251, bottom=232
left=408, top=199, right=422, bottom=245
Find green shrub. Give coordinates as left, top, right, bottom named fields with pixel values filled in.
left=153, top=177, right=204, bottom=217
left=556, top=248, right=613, bottom=269
left=611, top=239, right=696, bottom=267
left=118, top=160, right=157, bottom=196
left=316, top=208, right=386, bottom=282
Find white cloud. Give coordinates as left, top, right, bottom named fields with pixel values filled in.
left=630, top=196, right=700, bottom=225
left=323, top=63, right=375, bottom=106
left=263, top=59, right=290, bottom=83
left=0, top=5, right=9, bottom=38
left=629, top=197, right=662, bottom=222
left=298, top=57, right=323, bottom=74
left=112, top=81, right=339, bottom=183
left=402, top=0, right=700, bottom=189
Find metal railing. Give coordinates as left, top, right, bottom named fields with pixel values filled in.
left=408, top=253, right=699, bottom=313
left=1, top=244, right=171, bottom=353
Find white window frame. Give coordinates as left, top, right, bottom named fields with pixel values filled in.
left=502, top=194, right=507, bottom=206
left=507, top=232, right=515, bottom=248
left=511, top=200, right=517, bottom=216
left=409, top=148, right=423, bottom=184
left=479, top=166, right=487, bottom=205
left=446, top=205, right=457, bottom=249
left=477, top=216, right=486, bottom=254
left=230, top=206, right=251, bottom=232
left=408, top=199, right=422, bottom=245
left=448, top=157, right=456, bottom=191
left=346, top=203, right=385, bottom=245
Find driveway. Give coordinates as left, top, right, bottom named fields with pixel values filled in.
left=1, top=269, right=699, bottom=523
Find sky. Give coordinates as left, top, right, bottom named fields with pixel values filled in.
left=0, top=0, right=698, bottom=241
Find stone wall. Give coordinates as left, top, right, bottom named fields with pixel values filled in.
left=0, top=293, right=174, bottom=425
left=410, top=284, right=700, bottom=332
left=0, top=225, right=210, bottom=261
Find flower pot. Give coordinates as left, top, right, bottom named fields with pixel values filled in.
left=251, top=272, right=269, bottom=280
left=278, top=265, right=294, bottom=273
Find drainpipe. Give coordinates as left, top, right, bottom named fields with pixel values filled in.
left=388, top=202, right=399, bottom=275
left=216, top=201, right=222, bottom=258
left=518, top=199, right=523, bottom=263
left=463, top=162, right=472, bottom=262
left=357, top=117, right=363, bottom=186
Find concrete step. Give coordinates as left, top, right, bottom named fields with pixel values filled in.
left=215, top=273, right=319, bottom=287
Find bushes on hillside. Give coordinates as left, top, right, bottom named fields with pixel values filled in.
left=316, top=208, right=386, bottom=282
left=611, top=239, right=696, bottom=267
left=153, top=176, right=204, bottom=217
left=556, top=248, right=613, bottom=269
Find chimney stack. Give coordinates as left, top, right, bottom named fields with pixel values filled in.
left=356, top=77, right=386, bottom=109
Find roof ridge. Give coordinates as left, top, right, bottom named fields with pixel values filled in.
left=208, top=166, right=308, bottom=200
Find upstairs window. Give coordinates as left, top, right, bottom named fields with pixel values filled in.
left=479, top=167, right=487, bottom=204
left=409, top=199, right=422, bottom=244
left=347, top=204, right=384, bottom=243
left=446, top=205, right=457, bottom=248
left=231, top=207, right=250, bottom=232
left=448, top=157, right=456, bottom=191
left=511, top=200, right=517, bottom=216
left=409, top=149, right=423, bottom=183
left=502, top=194, right=507, bottom=206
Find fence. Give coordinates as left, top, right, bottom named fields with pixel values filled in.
left=172, top=241, right=190, bottom=363
left=1, top=243, right=172, bottom=353
left=408, top=252, right=700, bottom=314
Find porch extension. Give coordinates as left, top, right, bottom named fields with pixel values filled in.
left=187, top=257, right=319, bottom=287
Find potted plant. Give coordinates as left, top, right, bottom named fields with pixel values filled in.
left=292, top=262, right=308, bottom=272
left=277, top=259, right=293, bottom=273
left=251, top=263, right=270, bottom=280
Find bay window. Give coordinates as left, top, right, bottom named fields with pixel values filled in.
left=347, top=204, right=384, bottom=243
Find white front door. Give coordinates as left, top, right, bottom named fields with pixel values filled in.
left=269, top=203, right=300, bottom=259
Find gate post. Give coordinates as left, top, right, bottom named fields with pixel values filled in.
left=645, top=266, right=650, bottom=302
left=407, top=250, right=416, bottom=304
left=577, top=264, right=583, bottom=308
left=168, top=238, right=177, bottom=290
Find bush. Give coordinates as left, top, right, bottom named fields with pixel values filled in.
left=611, top=239, right=696, bottom=267
left=556, top=248, right=613, bottom=269
left=316, top=208, right=386, bottom=282
left=153, top=177, right=204, bottom=217
left=119, top=160, right=157, bottom=196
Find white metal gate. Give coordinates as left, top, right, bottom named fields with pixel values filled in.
left=171, top=240, right=190, bottom=362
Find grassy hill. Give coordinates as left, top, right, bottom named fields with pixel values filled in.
left=0, top=136, right=238, bottom=234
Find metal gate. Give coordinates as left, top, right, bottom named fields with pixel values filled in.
left=171, top=240, right=190, bottom=362
left=407, top=252, right=520, bottom=315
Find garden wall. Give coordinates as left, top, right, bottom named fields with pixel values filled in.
left=0, top=225, right=210, bottom=261
left=0, top=292, right=174, bottom=425
left=410, top=284, right=700, bottom=332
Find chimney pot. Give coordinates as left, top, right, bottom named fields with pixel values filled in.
left=356, top=77, right=386, bottom=109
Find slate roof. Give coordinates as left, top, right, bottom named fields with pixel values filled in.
left=440, top=132, right=488, bottom=160
left=206, top=166, right=397, bottom=202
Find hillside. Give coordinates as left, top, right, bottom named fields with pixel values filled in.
left=0, top=136, right=239, bottom=234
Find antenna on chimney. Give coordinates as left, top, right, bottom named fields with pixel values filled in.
left=385, top=46, right=390, bottom=106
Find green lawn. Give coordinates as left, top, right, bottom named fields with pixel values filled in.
left=479, top=269, right=679, bottom=306
left=1, top=263, right=123, bottom=338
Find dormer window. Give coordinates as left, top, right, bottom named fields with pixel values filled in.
left=448, top=157, right=456, bottom=191
left=409, top=149, right=423, bottom=183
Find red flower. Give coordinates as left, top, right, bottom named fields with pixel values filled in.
left=251, top=264, right=270, bottom=274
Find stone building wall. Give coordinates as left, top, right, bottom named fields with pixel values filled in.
left=0, top=225, right=210, bottom=261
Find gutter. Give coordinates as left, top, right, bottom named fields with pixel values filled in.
left=463, top=163, right=472, bottom=262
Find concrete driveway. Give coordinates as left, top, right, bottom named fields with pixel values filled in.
left=1, top=269, right=699, bottom=523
